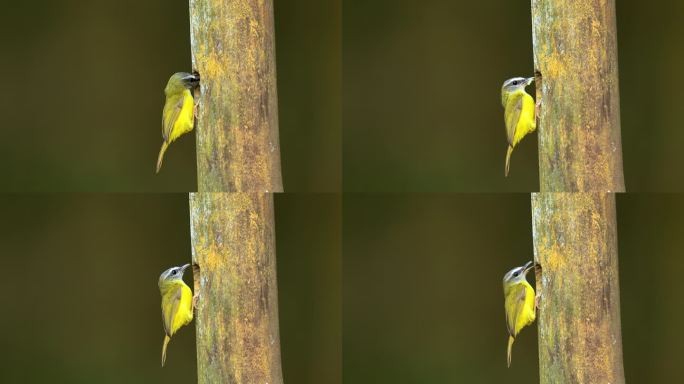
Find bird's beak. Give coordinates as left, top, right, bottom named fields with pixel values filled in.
left=523, top=260, right=535, bottom=274
left=525, top=77, right=535, bottom=86
left=180, top=263, right=191, bottom=274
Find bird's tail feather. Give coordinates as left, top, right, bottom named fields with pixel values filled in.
left=161, top=335, right=170, bottom=367
left=156, top=141, right=169, bottom=174
left=505, top=146, right=513, bottom=177
left=507, top=335, right=514, bottom=368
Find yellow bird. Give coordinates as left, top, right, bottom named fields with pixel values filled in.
left=156, top=72, right=200, bottom=173
left=503, top=260, right=536, bottom=367
left=159, top=263, right=194, bottom=366
left=501, top=77, right=536, bottom=177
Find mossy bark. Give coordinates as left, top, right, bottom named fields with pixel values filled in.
left=531, top=193, right=625, bottom=383
left=532, top=0, right=625, bottom=192
left=189, top=193, right=284, bottom=384
left=190, top=0, right=283, bottom=192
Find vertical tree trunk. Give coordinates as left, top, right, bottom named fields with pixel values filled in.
left=188, top=1, right=284, bottom=381
left=190, top=0, right=283, bottom=192
left=532, top=1, right=626, bottom=379
left=532, top=0, right=625, bottom=192
left=190, top=193, right=284, bottom=384
left=531, top=193, right=625, bottom=383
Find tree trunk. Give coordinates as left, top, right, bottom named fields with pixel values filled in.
left=190, top=0, right=283, bottom=192
left=531, top=193, right=625, bottom=383
left=190, top=193, right=284, bottom=384
left=532, top=0, right=625, bottom=192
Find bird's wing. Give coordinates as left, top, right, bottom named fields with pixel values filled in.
left=162, top=286, right=183, bottom=337
left=162, top=94, right=186, bottom=142
left=505, top=93, right=523, bottom=146
left=505, top=284, right=527, bottom=337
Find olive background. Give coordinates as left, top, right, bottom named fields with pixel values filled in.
left=0, top=194, right=341, bottom=384
left=343, top=193, right=683, bottom=383
left=0, top=0, right=340, bottom=192
left=0, top=0, right=682, bottom=383
left=0, top=0, right=681, bottom=192
left=343, top=0, right=684, bottom=192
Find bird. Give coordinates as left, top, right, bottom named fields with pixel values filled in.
left=159, top=263, right=194, bottom=366
left=156, top=72, right=200, bottom=173
left=501, top=77, right=536, bottom=177
left=503, top=260, right=536, bottom=367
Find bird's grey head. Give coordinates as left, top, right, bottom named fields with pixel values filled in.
left=177, top=72, right=200, bottom=88
left=166, top=72, right=200, bottom=93
left=502, top=77, right=534, bottom=93
left=159, top=263, right=191, bottom=285
left=503, top=260, right=534, bottom=284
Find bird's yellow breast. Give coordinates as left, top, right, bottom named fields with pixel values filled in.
left=507, top=92, right=536, bottom=147
left=174, top=284, right=194, bottom=331
left=509, top=281, right=536, bottom=335
left=167, top=89, right=195, bottom=144
left=161, top=281, right=194, bottom=336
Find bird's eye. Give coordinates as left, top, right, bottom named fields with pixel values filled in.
left=511, top=80, right=518, bottom=86
left=171, top=270, right=177, bottom=275
left=513, top=271, right=519, bottom=277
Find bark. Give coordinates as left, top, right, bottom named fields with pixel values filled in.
left=531, top=193, right=625, bottom=383
left=532, top=0, right=625, bottom=192
left=190, top=193, right=284, bottom=384
left=190, top=0, right=283, bottom=192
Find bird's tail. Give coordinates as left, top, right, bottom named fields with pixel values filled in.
left=156, top=141, right=169, bottom=174
left=507, top=335, right=514, bottom=368
left=505, top=146, right=513, bottom=177
left=161, top=335, right=170, bottom=367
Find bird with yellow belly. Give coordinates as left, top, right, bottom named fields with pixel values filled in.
left=156, top=72, right=200, bottom=173
left=159, top=263, right=194, bottom=366
left=501, top=77, right=536, bottom=177
left=503, top=260, right=536, bottom=367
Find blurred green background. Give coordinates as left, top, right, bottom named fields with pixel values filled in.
left=0, top=193, right=340, bottom=383
left=0, top=0, right=340, bottom=192
left=343, top=194, right=683, bottom=383
left=343, top=0, right=684, bottom=192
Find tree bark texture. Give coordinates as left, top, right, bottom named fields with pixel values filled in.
left=190, top=0, right=283, bottom=192
left=532, top=0, right=625, bottom=192
left=531, top=193, right=625, bottom=384
left=190, top=193, right=284, bottom=384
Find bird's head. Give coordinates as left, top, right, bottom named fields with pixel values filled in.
left=501, top=76, right=534, bottom=104
left=159, top=263, right=191, bottom=287
left=165, top=72, right=200, bottom=95
left=503, top=260, right=534, bottom=286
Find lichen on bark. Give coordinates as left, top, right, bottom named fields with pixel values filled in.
left=532, top=193, right=625, bottom=384
left=190, top=193, right=283, bottom=384
left=190, top=0, right=283, bottom=192
left=532, top=0, right=625, bottom=192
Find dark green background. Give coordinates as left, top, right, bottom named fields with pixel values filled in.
left=0, top=0, right=340, bottom=192
left=343, top=0, right=684, bottom=192
left=0, top=194, right=341, bottom=384
left=343, top=194, right=683, bottom=383
left=1, top=0, right=681, bottom=192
